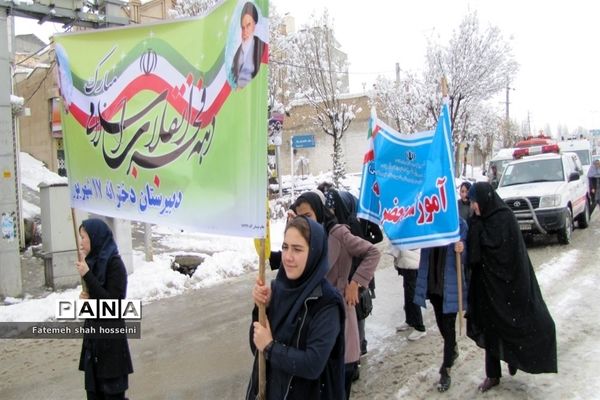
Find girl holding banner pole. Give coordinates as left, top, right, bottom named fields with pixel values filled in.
left=247, top=216, right=345, bottom=399
left=290, top=191, right=381, bottom=398
left=75, top=218, right=133, bottom=400
left=413, top=218, right=468, bottom=392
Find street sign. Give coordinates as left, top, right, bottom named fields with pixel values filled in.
left=292, top=134, right=315, bottom=149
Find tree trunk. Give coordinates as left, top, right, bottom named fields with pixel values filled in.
left=462, top=143, right=470, bottom=177
left=332, top=134, right=346, bottom=187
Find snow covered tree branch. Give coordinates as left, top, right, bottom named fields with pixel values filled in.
left=424, top=11, right=519, bottom=175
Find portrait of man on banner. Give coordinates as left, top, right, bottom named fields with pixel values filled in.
left=228, top=1, right=267, bottom=89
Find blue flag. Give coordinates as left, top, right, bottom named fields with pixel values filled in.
left=357, top=102, right=459, bottom=249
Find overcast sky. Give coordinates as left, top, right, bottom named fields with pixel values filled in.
left=273, top=0, right=600, bottom=134
left=13, top=0, right=600, bottom=134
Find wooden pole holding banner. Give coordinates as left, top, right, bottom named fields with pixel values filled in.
left=441, top=76, right=449, bottom=98
left=70, top=208, right=87, bottom=293
left=257, top=238, right=267, bottom=400
left=441, top=76, right=464, bottom=334
left=254, top=200, right=271, bottom=400
left=455, top=252, right=464, bottom=336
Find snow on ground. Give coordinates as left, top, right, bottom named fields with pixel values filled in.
left=0, top=153, right=485, bottom=322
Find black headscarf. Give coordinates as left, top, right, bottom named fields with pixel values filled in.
left=466, top=182, right=557, bottom=374
left=326, top=189, right=366, bottom=239
left=268, top=217, right=329, bottom=345
left=80, top=219, right=119, bottom=286
left=325, top=189, right=354, bottom=225
left=292, top=191, right=337, bottom=233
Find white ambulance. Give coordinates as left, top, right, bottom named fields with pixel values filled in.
left=557, top=139, right=592, bottom=174
left=496, top=145, right=590, bottom=245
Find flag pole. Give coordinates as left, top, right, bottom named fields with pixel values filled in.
left=441, top=76, right=449, bottom=98
left=441, top=76, right=463, bottom=335
left=257, top=238, right=267, bottom=400
left=455, top=251, right=464, bottom=335
left=254, top=200, right=271, bottom=400
left=70, top=208, right=87, bottom=294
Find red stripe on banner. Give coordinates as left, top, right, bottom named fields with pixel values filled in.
left=363, top=149, right=374, bottom=164
left=67, top=101, right=94, bottom=128
left=372, top=125, right=380, bottom=139
left=66, top=74, right=231, bottom=130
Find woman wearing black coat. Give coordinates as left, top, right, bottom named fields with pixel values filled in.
left=466, top=182, right=557, bottom=392
left=247, top=216, right=346, bottom=400
left=75, top=218, right=134, bottom=400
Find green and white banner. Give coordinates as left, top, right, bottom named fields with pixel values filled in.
left=54, top=0, right=269, bottom=237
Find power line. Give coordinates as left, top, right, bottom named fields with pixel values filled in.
left=24, top=60, right=55, bottom=104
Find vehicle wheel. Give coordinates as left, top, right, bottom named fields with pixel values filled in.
left=577, top=200, right=590, bottom=229
left=557, top=208, right=573, bottom=245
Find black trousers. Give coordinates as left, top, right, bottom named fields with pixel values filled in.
left=344, top=362, right=358, bottom=400
left=86, top=391, right=126, bottom=400
left=485, top=350, right=502, bottom=378
left=399, top=269, right=425, bottom=331
left=429, top=294, right=457, bottom=368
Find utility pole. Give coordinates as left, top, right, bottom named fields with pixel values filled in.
left=395, top=62, right=400, bottom=86
left=0, top=8, right=21, bottom=297
left=505, top=82, right=510, bottom=122
left=504, top=77, right=515, bottom=146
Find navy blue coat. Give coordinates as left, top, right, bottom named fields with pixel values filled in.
left=246, top=282, right=345, bottom=400
left=414, top=219, right=468, bottom=314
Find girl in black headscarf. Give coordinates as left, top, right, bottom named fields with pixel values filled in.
left=247, top=216, right=345, bottom=399
left=295, top=190, right=381, bottom=397
left=466, top=182, right=557, bottom=392
left=458, top=181, right=473, bottom=222
left=75, top=218, right=133, bottom=400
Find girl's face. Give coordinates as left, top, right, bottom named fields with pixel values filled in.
left=79, top=227, right=91, bottom=256
left=281, top=227, right=309, bottom=281
left=470, top=201, right=481, bottom=216
left=460, top=186, right=469, bottom=202
left=295, top=202, right=318, bottom=221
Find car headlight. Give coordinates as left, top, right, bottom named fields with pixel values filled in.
left=539, top=194, right=561, bottom=208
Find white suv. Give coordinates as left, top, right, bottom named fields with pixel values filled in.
left=496, top=152, right=590, bottom=244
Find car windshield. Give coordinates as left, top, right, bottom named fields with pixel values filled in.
left=499, top=159, right=564, bottom=187
left=572, top=149, right=590, bottom=165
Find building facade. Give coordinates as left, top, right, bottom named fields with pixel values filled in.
left=279, top=94, right=370, bottom=176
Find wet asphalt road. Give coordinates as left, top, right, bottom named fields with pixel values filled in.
left=1, top=212, right=599, bottom=399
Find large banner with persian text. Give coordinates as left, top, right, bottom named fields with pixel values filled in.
left=54, top=0, right=269, bottom=237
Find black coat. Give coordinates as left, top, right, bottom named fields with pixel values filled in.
left=466, top=182, right=557, bottom=374
left=78, top=255, right=134, bottom=381
left=246, top=282, right=345, bottom=400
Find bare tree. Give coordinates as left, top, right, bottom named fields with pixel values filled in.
left=288, top=11, right=355, bottom=186
left=267, top=6, right=293, bottom=116
left=423, top=11, right=518, bottom=175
